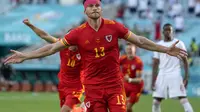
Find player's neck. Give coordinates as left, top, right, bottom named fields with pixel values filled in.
left=87, top=17, right=102, bottom=31
left=127, top=55, right=134, bottom=60
left=164, top=37, right=173, bottom=42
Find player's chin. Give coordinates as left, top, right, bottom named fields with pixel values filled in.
left=89, top=15, right=100, bottom=19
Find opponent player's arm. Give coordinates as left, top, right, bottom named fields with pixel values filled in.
left=4, top=41, right=68, bottom=64
left=152, top=58, right=159, bottom=88
left=182, top=56, right=189, bottom=86
left=24, top=20, right=58, bottom=43
left=126, top=31, right=170, bottom=53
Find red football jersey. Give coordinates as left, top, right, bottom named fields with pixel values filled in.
left=61, top=18, right=131, bottom=89
left=58, top=48, right=82, bottom=88
left=120, top=55, right=143, bottom=86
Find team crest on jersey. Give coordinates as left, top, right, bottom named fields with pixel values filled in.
left=131, top=65, right=136, bottom=70
left=85, top=101, right=90, bottom=108
left=105, top=35, right=112, bottom=42
left=76, top=54, right=81, bottom=60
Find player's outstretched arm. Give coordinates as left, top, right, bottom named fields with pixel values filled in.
left=126, top=31, right=187, bottom=58
left=3, top=41, right=68, bottom=65
left=23, top=19, right=58, bottom=43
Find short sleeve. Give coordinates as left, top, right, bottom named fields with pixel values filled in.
left=137, top=59, right=143, bottom=71
left=60, top=29, right=78, bottom=46
left=153, top=52, right=159, bottom=59
left=178, top=41, right=187, bottom=51
left=119, top=55, right=126, bottom=65
left=115, top=21, right=130, bottom=39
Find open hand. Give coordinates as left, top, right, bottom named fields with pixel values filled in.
left=167, top=41, right=187, bottom=59
left=3, top=50, right=27, bottom=65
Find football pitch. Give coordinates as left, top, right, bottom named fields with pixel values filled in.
left=0, top=92, right=199, bottom=112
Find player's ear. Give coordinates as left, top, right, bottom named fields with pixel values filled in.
left=84, top=9, right=86, bottom=14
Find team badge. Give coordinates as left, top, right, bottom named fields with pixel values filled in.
left=131, top=65, right=136, bottom=70
left=76, top=54, right=81, bottom=60
left=85, top=101, right=90, bottom=108
left=105, top=35, right=112, bottom=42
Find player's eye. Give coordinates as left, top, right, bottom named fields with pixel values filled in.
left=88, top=4, right=93, bottom=7
left=95, top=4, right=100, bottom=7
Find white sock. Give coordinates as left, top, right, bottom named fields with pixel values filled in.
left=180, top=98, right=194, bottom=112
left=152, top=99, right=161, bottom=112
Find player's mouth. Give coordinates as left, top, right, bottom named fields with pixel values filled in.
left=92, top=12, right=99, bottom=14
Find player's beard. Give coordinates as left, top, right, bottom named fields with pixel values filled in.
left=87, top=12, right=101, bottom=20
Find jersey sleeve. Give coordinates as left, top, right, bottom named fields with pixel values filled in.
left=115, top=21, right=131, bottom=39
left=153, top=52, right=159, bottom=59
left=178, top=41, right=187, bottom=51
left=137, top=58, right=143, bottom=71
left=136, top=58, right=143, bottom=75
left=60, top=29, right=78, bottom=46
left=119, top=55, right=126, bottom=65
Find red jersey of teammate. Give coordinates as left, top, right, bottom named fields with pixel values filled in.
left=120, top=55, right=144, bottom=88
left=61, top=18, right=131, bottom=89
left=58, top=48, right=82, bottom=88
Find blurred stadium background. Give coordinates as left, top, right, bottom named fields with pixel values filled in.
left=0, top=0, right=200, bottom=112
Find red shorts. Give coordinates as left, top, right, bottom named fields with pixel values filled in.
left=124, top=82, right=144, bottom=104
left=58, top=83, right=83, bottom=108
left=84, top=84, right=126, bottom=112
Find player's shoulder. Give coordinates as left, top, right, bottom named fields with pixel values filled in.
left=120, top=55, right=127, bottom=61
left=135, top=56, right=143, bottom=64
left=175, top=38, right=184, bottom=44
left=73, top=22, right=87, bottom=31
left=173, top=38, right=185, bottom=46
left=104, top=18, right=116, bottom=25
left=120, top=55, right=127, bottom=59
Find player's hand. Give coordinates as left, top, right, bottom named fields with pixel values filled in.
left=166, top=41, right=187, bottom=59
left=3, top=50, right=27, bottom=65
left=151, top=83, right=156, bottom=91
left=124, top=75, right=129, bottom=82
left=23, top=19, right=31, bottom=25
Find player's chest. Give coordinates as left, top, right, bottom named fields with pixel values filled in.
left=78, top=29, right=118, bottom=51
left=123, top=62, right=137, bottom=71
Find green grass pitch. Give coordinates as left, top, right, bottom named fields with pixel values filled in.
left=0, top=92, right=199, bottom=112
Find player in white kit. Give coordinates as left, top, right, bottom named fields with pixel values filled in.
left=151, top=23, right=194, bottom=112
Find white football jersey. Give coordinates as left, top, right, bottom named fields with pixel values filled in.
left=153, top=38, right=186, bottom=75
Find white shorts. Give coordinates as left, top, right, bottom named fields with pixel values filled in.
left=153, top=74, right=186, bottom=99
